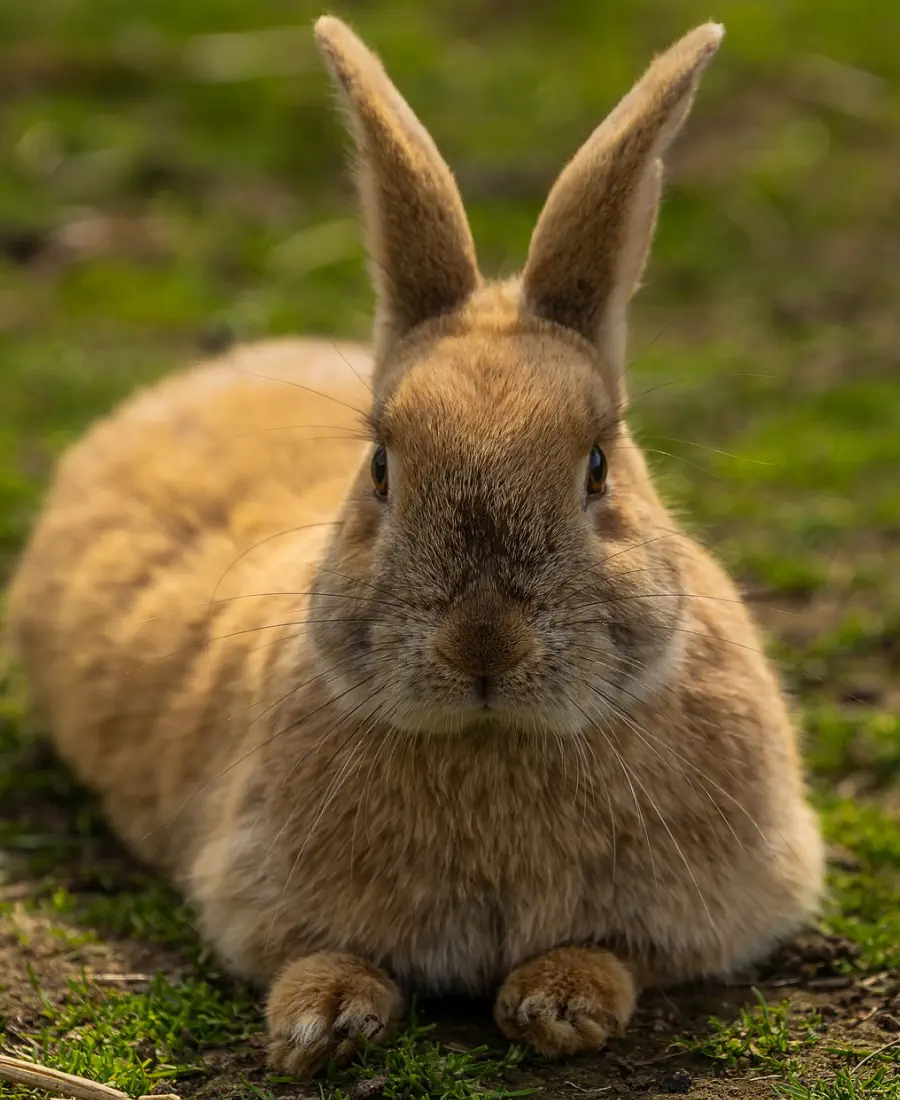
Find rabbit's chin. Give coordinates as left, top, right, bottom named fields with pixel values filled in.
left=384, top=703, right=575, bottom=738
left=377, top=664, right=681, bottom=739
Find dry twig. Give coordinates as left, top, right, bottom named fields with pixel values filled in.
left=0, top=1054, right=179, bottom=1100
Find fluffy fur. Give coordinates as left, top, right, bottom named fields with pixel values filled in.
left=6, top=15, right=824, bottom=1078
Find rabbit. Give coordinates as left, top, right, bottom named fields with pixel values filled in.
left=5, top=14, right=824, bottom=1080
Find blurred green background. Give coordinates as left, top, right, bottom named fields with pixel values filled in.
left=1, top=2, right=899, bottom=1097
left=2, top=0, right=900, bottom=609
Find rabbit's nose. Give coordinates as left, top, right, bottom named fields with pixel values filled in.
left=433, top=598, right=533, bottom=680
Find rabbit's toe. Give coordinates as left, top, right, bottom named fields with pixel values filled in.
left=494, top=946, right=636, bottom=1058
left=267, top=953, right=404, bottom=1079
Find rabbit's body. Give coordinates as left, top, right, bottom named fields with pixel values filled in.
left=9, top=309, right=821, bottom=1000
left=7, top=16, right=823, bottom=1078
left=9, top=337, right=371, bottom=873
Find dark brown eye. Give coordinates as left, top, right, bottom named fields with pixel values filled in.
left=587, top=446, right=608, bottom=495
left=371, top=445, right=388, bottom=497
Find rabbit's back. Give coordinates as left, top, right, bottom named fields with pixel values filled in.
left=7, top=337, right=372, bottom=866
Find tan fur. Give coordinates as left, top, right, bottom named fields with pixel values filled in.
left=5, top=16, right=823, bottom=1079
left=495, top=947, right=636, bottom=1056
left=315, top=15, right=480, bottom=365
left=267, top=953, right=403, bottom=1077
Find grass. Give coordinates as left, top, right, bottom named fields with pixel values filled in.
left=817, top=800, right=900, bottom=973
left=776, top=1071, right=900, bottom=1100
left=324, top=1018, right=534, bottom=1100
left=1, top=0, right=900, bottom=1098
left=682, top=992, right=823, bottom=1071
left=21, top=971, right=257, bottom=1095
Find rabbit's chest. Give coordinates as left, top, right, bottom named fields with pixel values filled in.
left=324, top=746, right=743, bottom=993
left=334, top=776, right=621, bottom=993
left=242, top=730, right=740, bottom=993
left=386, top=857, right=605, bottom=994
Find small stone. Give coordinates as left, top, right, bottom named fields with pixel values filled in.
left=349, top=1076, right=389, bottom=1099
left=659, top=1068, right=692, bottom=1094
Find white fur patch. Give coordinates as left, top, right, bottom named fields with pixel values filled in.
left=290, top=1014, right=328, bottom=1048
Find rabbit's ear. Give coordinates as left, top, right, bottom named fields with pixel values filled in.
left=522, top=24, right=723, bottom=394
left=315, top=17, right=480, bottom=361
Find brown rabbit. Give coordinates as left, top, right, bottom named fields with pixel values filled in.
left=6, top=15, right=823, bottom=1080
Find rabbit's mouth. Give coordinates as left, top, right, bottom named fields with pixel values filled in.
left=366, top=613, right=689, bottom=739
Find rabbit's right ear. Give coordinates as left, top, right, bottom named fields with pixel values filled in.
left=522, top=24, right=723, bottom=399
left=315, top=16, right=480, bottom=368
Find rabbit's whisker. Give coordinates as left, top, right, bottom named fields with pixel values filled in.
left=234, top=647, right=400, bottom=861
left=143, top=648, right=387, bottom=841
left=264, top=682, right=396, bottom=952
left=246, top=635, right=399, bottom=737
left=207, top=521, right=343, bottom=624
left=574, top=729, right=601, bottom=847
left=236, top=422, right=367, bottom=439
left=138, top=565, right=415, bottom=624
left=225, top=364, right=369, bottom=417
left=562, top=617, right=767, bottom=659
left=582, top=676, right=747, bottom=856
left=139, top=614, right=382, bottom=667
left=567, top=692, right=658, bottom=896
left=644, top=435, right=772, bottom=466
left=272, top=435, right=371, bottom=448
left=562, top=591, right=795, bottom=618
left=351, top=712, right=398, bottom=873
left=242, top=654, right=394, bottom=828
left=580, top=688, right=715, bottom=930
left=314, top=562, right=421, bottom=614
left=328, top=337, right=375, bottom=395
left=627, top=371, right=778, bottom=405
left=644, top=447, right=723, bottom=479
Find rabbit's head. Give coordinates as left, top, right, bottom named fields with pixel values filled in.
left=309, top=17, right=722, bottom=735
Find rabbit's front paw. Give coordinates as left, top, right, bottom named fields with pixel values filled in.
left=266, top=953, right=404, bottom=1079
left=494, top=946, right=636, bottom=1058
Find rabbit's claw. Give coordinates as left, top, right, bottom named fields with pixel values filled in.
left=494, top=946, right=636, bottom=1058
left=267, top=953, right=403, bottom=1079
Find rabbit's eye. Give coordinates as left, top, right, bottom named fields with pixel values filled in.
left=586, top=446, right=608, bottom=495
left=371, top=445, right=389, bottom=498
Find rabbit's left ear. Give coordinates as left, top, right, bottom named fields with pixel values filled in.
left=315, top=16, right=481, bottom=365
left=522, top=24, right=723, bottom=394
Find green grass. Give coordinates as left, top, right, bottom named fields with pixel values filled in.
left=19, top=971, right=258, bottom=1095
left=807, top=708, right=900, bottom=791
left=325, top=1019, right=533, bottom=1100
left=818, top=799, right=900, bottom=973
left=682, top=992, right=823, bottom=1071
left=777, top=1068, right=900, bottom=1100
left=2, top=0, right=900, bottom=1098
